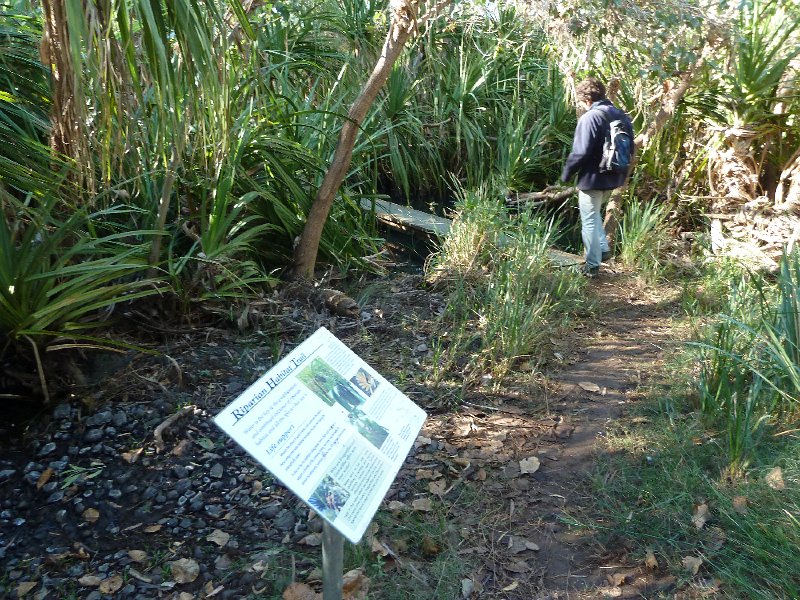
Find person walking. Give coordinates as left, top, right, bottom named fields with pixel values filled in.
left=561, top=77, right=633, bottom=276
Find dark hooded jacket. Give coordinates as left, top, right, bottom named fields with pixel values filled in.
left=560, top=99, right=633, bottom=191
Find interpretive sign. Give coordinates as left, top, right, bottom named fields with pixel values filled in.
left=214, top=327, right=427, bottom=543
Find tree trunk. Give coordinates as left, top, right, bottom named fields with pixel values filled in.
left=40, top=0, right=73, bottom=158
left=291, top=0, right=420, bottom=280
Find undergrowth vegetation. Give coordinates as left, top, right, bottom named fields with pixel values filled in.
left=424, top=184, right=585, bottom=386
left=595, top=251, right=800, bottom=599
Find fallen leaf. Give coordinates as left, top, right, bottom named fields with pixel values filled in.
left=370, top=536, right=388, bottom=556
left=196, top=437, right=216, bottom=450
left=415, top=435, right=432, bottom=447
left=172, top=439, right=192, bottom=456
left=300, top=533, right=322, bottom=546
left=707, top=526, right=727, bottom=552
left=766, top=466, right=785, bottom=490
left=692, top=502, right=710, bottom=529
left=578, top=381, right=601, bottom=393
left=127, top=550, right=148, bottom=563
left=504, top=559, right=531, bottom=573
left=525, top=540, right=540, bottom=551
left=429, top=480, right=447, bottom=496
left=607, top=573, right=626, bottom=587
left=342, top=568, right=369, bottom=599
left=98, top=575, right=123, bottom=594
left=475, top=468, right=487, bottom=481
left=72, top=543, right=90, bottom=561
left=732, top=496, right=748, bottom=514
left=206, top=529, right=230, bottom=547
left=205, top=582, right=225, bottom=597
left=128, top=568, right=152, bottom=583
left=169, top=558, right=200, bottom=584
left=502, top=581, right=519, bottom=592
left=251, top=480, right=263, bottom=495
left=682, top=555, right=703, bottom=575
left=121, top=448, right=143, bottom=464
left=143, top=524, right=162, bottom=533
left=282, top=582, right=320, bottom=600
left=82, top=508, right=100, bottom=523
left=645, top=548, right=658, bottom=570
left=387, top=501, right=408, bottom=512
left=37, top=468, right=54, bottom=490
left=421, top=535, right=440, bottom=557
left=412, top=498, right=433, bottom=512
left=16, top=582, right=37, bottom=597
left=519, top=456, right=540, bottom=475
left=175, top=593, right=194, bottom=600
left=415, top=469, right=439, bottom=480
left=78, top=575, right=102, bottom=587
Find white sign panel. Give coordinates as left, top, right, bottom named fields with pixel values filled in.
left=214, top=327, right=427, bottom=543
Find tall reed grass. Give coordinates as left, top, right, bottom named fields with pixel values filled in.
left=695, top=252, right=800, bottom=473
left=425, top=183, right=584, bottom=384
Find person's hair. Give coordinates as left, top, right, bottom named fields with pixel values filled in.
left=575, top=78, right=606, bottom=104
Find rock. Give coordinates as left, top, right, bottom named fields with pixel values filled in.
left=89, top=411, right=113, bottom=426
left=84, top=429, right=104, bottom=443
left=112, top=411, right=127, bottom=427
left=210, top=463, right=224, bottom=479
left=205, top=505, right=223, bottom=519
left=52, top=404, right=71, bottom=419
left=38, top=443, right=57, bottom=457
left=0, top=470, right=16, bottom=482
left=273, top=510, right=295, bottom=532
left=260, top=503, right=281, bottom=519
left=47, top=460, right=68, bottom=472
left=46, top=491, right=64, bottom=504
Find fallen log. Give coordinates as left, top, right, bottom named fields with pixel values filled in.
left=506, top=186, right=576, bottom=208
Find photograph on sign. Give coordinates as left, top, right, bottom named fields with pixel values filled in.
left=214, top=327, right=426, bottom=543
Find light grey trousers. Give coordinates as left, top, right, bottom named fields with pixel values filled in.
left=578, top=189, right=611, bottom=268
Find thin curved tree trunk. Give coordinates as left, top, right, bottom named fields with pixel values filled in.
left=292, top=0, right=451, bottom=280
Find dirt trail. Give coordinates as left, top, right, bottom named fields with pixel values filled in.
left=499, top=270, right=680, bottom=599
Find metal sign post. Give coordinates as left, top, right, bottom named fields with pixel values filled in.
left=322, top=521, right=344, bottom=600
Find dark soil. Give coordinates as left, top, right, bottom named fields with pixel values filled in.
left=0, top=264, right=681, bottom=599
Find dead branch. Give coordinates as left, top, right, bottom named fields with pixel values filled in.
left=154, top=405, right=198, bottom=453
left=507, top=186, right=576, bottom=207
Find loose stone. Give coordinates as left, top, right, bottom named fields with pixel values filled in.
left=84, top=428, right=104, bottom=443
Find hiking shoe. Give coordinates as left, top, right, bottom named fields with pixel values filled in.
left=581, top=265, right=600, bottom=277
left=601, top=250, right=613, bottom=262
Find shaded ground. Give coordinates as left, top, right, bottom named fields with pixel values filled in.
left=0, top=263, right=682, bottom=599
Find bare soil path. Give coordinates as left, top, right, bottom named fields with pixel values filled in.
left=465, top=269, right=682, bottom=599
